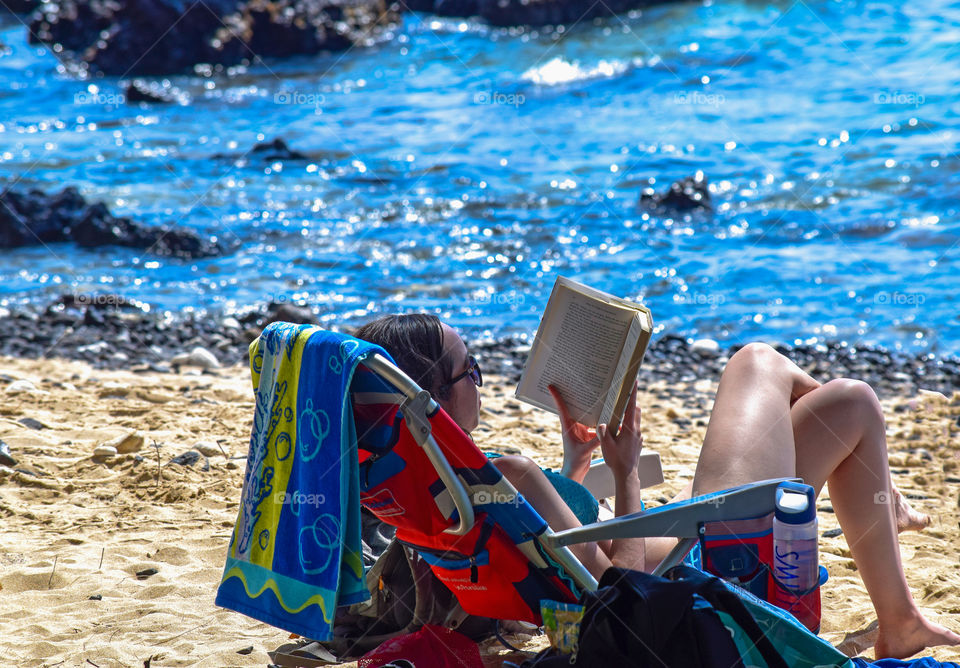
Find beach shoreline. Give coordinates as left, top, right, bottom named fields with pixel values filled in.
left=1, top=347, right=959, bottom=666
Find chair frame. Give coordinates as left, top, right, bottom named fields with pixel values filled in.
left=360, top=353, right=792, bottom=593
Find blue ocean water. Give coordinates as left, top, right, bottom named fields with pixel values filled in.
left=1, top=1, right=958, bottom=353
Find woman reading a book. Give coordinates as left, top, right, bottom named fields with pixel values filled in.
left=355, top=313, right=959, bottom=659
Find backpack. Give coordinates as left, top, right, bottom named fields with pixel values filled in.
left=522, top=565, right=790, bottom=668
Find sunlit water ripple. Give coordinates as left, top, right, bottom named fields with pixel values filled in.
left=1, top=0, right=958, bottom=353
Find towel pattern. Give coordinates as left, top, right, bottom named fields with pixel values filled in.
left=216, top=323, right=383, bottom=640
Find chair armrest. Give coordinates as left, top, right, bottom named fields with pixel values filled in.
left=543, top=477, right=797, bottom=547
left=580, top=452, right=664, bottom=499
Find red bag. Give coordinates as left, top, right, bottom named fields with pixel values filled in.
left=359, top=624, right=483, bottom=668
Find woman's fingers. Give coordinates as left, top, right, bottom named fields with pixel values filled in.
left=621, top=382, right=639, bottom=434
left=548, top=384, right=572, bottom=425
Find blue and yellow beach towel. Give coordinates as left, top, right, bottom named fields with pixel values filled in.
left=216, top=322, right=383, bottom=640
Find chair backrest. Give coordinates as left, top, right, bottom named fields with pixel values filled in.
left=350, top=358, right=584, bottom=624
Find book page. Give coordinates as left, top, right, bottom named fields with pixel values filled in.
left=600, top=310, right=653, bottom=426
left=518, top=286, right=635, bottom=425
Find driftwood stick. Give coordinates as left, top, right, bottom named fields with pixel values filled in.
left=47, top=555, right=58, bottom=589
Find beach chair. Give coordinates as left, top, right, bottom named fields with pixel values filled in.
left=350, top=347, right=789, bottom=623
left=219, top=324, right=852, bottom=667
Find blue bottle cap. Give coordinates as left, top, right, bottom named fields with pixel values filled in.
left=775, top=482, right=816, bottom=524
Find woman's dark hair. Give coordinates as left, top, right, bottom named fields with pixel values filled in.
left=354, top=314, right=454, bottom=398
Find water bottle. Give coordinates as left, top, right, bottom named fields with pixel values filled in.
left=772, top=481, right=820, bottom=630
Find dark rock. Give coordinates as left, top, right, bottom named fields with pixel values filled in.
left=28, top=0, right=402, bottom=76
left=0, top=439, right=16, bottom=467
left=432, top=0, right=480, bottom=16
left=135, top=567, right=159, bottom=580
left=266, top=303, right=320, bottom=326
left=478, top=0, right=665, bottom=26
left=123, top=78, right=182, bottom=104
left=1, top=0, right=40, bottom=13
left=237, top=646, right=254, bottom=655
left=88, top=594, right=103, bottom=600
left=170, top=450, right=202, bottom=467
left=822, top=528, right=843, bottom=538
left=251, top=138, right=307, bottom=161
left=19, top=417, right=46, bottom=430
left=0, top=185, right=223, bottom=259
left=640, top=171, right=711, bottom=213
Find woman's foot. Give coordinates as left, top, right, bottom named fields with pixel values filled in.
left=876, top=612, right=960, bottom=659
left=893, top=486, right=931, bottom=533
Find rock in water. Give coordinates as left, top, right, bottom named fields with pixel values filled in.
left=28, top=0, right=401, bottom=76
left=0, top=186, right=222, bottom=259
left=478, top=0, right=667, bottom=26
left=1, top=0, right=39, bottom=12
left=123, top=79, right=188, bottom=105
left=251, top=138, right=307, bottom=161
left=640, top=171, right=712, bottom=213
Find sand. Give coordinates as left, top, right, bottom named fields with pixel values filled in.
left=1, top=355, right=959, bottom=666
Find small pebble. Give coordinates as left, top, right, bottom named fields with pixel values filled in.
left=19, top=417, right=48, bottom=430
left=822, top=528, right=844, bottom=538
left=111, top=431, right=145, bottom=454
left=237, top=646, right=254, bottom=655
left=94, top=445, right=118, bottom=458
left=170, top=450, right=201, bottom=467
left=691, top=338, right=720, bottom=357
left=136, top=568, right=159, bottom=580
left=0, top=439, right=16, bottom=468
left=89, top=594, right=102, bottom=601
left=7, top=379, right=38, bottom=393
left=194, top=441, right=222, bottom=457
left=171, top=346, right=220, bottom=369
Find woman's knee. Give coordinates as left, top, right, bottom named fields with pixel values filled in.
left=491, top=455, right=539, bottom=482
left=726, top=342, right=791, bottom=378
left=822, top=378, right=884, bottom=422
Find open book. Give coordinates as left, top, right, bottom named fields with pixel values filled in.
left=515, top=276, right=653, bottom=428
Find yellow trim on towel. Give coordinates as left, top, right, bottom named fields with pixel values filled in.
left=248, top=329, right=313, bottom=569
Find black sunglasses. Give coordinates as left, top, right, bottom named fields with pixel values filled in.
left=438, top=356, right=482, bottom=395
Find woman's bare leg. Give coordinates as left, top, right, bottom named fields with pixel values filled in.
left=691, top=342, right=810, bottom=496
left=683, top=343, right=956, bottom=658
left=790, top=379, right=958, bottom=659
left=647, top=343, right=810, bottom=567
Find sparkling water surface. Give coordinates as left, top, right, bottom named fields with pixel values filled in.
left=1, top=0, right=958, bottom=353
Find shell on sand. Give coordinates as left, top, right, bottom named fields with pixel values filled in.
left=1, top=356, right=959, bottom=665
